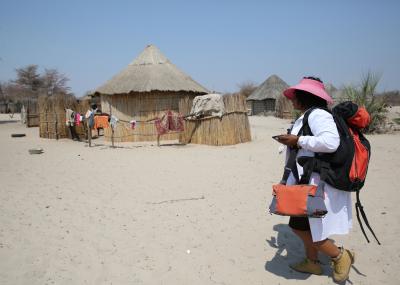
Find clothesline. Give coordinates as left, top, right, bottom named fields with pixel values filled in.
left=184, top=110, right=248, bottom=121
left=107, top=131, right=183, bottom=139
left=108, top=110, right=247, bottom=126
left=117, top=117, right=159, bottom=124
left=67, top=108, right=246, bottom=141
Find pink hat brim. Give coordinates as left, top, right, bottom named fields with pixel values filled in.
left=283, top=79, right=333, bottom=104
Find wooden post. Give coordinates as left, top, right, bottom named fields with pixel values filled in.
left=111, top=127, right=115, bottom=148
left=88, top=117, right=92, bottom=147
left=109, top=103, right=114, bottom=148
left=25, top=101, right=28, bottom=127
left=46, top=111, right=49, bottom=138
left=55, top=111, right=58, bottom=140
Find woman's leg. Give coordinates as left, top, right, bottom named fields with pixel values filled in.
left=314, top=239, right=355, bottom=282
left=292, top=229, right=319, bottom=261
left=313, top=239, right=340, bottom=258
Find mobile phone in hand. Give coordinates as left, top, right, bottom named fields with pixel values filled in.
left=272, top=135, right=281, bottom=141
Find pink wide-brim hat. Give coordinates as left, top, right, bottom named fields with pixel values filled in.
left=283, top=78, right=333, bottom=104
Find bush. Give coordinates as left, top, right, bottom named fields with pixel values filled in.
left=237, top=81, right=257, bottom=98
left=343, top=72, right=388, bottom=133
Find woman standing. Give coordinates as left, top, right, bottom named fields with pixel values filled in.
left=275, top=77, right=355, bottom=282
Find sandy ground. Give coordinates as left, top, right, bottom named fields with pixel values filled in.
left=0, top=113, right=399, bottom=285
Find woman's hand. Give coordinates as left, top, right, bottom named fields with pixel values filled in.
left=276, top=134, right=299, bottom=147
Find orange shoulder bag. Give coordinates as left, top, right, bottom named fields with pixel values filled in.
left=269, top=148, right=327, bottom=218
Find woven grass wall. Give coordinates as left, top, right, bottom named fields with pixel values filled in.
left=101, top=91, right=199, bottom=142
left=179, top=94, right=252, bottom=146
left=39, top=96, right=89, bottom=139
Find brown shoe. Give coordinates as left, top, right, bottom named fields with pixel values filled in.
left=290, top=258, right=323, bottom=275
left=331, top=248, right=355, bottom=282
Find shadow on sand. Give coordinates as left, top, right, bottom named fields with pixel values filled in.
left=265, top=224, right=366, bottom=284
left=264, top=223, right=332, bottom=280
left=0, top=120, right=19, bottom=124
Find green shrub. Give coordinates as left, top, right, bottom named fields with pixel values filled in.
left=343, top=72, right=388, bottom=133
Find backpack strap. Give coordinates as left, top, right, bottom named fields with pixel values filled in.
left=280, top=120, right=309, bottom=185
left=297, top=156, right=315, bottom=184
left=355, top=190, right=381, bottom=244
left=282, top=108, right=331, bottom=185
left=301, top=107, right=332, bottom=136
left=280, top=147, right=299, bottom=185
left=297, top=107, right=329, bottom=184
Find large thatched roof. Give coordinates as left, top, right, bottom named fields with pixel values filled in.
left=247, top=74, right=289, bottom=101
left=95, top=45, right=209, bottom=95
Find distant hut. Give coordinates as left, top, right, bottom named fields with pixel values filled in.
left=78, top=91, right=100, bottom=108
left=0, top=101, right=8, bottom=113
left=247, top=75, right=293, bottom=118
left=0, top=100, right=17, bottom=114
left=95, top=44, right=209, bottom=142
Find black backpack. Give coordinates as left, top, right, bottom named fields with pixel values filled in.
left=300, top=101, right=380, bottom=244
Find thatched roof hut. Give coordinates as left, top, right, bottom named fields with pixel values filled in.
left=94, top=44, right=209, bottom=142
left=78, top=91, right=100, bottom=108
left=247, top=75, right=293, bottom=118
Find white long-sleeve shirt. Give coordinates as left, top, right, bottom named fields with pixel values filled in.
left=297, top=108, right=340, bottom=153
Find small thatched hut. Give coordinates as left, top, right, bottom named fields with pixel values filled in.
left=247, top=75, right=293, bottom=118
left=78, top=90, right=100, bottom=106
left=94, top=44, right=209, bottom=142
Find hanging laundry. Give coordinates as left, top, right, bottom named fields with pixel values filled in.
left=85, top=110, right=92, bottom=119
left=155, top=110, right=184, bottom=135
left=74, top=113, right=81, bottom=126
left=65, top=109, right=75, bottom=126
left=93, top=115, right=109, bottom=130
left=130, top=119, right=137, bottom=130
left=155, top=118, right=167, bottom=135
left=110, top=115, right=119, bottom=129
left=85, top=110, right=95, bottom=128
left=172, top=113, right=185, bottom=132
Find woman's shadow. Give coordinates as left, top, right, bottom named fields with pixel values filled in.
left=264, top=223, right=332, bottom=280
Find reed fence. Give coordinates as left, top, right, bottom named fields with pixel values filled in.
left=39, top=95, right=90, bottom=139
left=179, top=94, right=252, bottom=146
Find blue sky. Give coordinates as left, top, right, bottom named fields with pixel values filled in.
left=1, top=0, right=399, bottom=96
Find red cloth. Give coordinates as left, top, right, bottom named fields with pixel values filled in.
left=74, top=113, right=81, bottom=126
left=155, top=111, right=184, bottom=135
left=347, top=107, right=370, bottom=129
left=93, top=115, right=109, bottom=130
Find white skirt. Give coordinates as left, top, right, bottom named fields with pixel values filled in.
left=287, top=172, right=353, bottom=242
